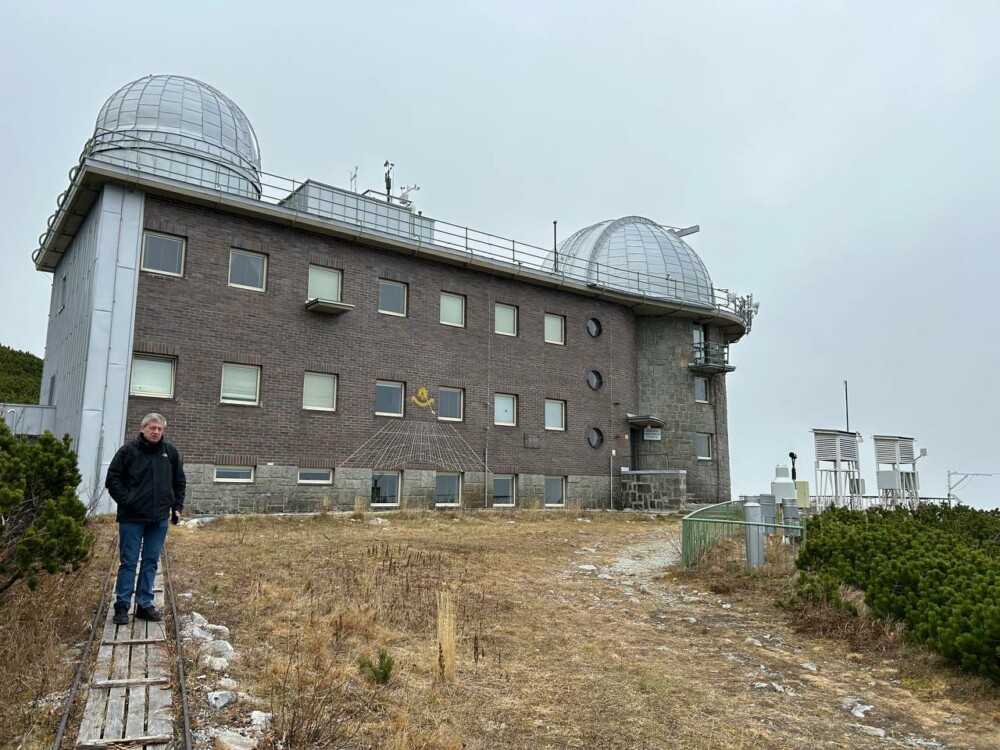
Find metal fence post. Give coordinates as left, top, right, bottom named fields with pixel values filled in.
left=781, top=498, right=801, bottom=541
left=758, top=493, right=776, bottom=537
left=743, top=500, right=764, bottom=568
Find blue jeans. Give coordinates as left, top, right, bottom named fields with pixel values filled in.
left=115, top=519, right=169, bottom=609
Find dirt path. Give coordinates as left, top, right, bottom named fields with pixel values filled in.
left=573, top=523, right=999, bottom=749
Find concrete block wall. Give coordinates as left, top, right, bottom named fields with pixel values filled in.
left=184, top=466, right=611, bottom=514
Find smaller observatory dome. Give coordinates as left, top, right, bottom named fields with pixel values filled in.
left=555, top=216, right=714, bottom=306
left=91, top=75, right=261, bottom=198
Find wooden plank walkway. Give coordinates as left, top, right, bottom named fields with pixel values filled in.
left=77, top=567, right=174, bottom=749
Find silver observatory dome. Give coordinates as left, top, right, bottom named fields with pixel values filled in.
left=90, top=75, right=262, bottom=198
left=556, top=216, right=714, bottom=306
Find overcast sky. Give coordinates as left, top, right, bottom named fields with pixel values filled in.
left=2, top=1, right=998, bottom=508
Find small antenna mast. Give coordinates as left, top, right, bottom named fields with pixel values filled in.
left=384, top=160, right=394, bottom=203
left=349, top=165, right=358, bottom=193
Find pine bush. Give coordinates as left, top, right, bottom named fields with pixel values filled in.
left=797, top=505, right=1000, bottom=682
left=0, top=421, right=92, bottom=594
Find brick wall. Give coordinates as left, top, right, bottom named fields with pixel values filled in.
left=126, top=196, right=639, bottom=506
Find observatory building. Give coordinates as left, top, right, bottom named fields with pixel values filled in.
left=22, top=75, right=758, bottom=514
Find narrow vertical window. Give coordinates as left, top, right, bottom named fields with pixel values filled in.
left=440, top=292, right=466, bottom=327
left=544, top=313, right=565, bottom=345
left=495, top=303, right=518, bottom=336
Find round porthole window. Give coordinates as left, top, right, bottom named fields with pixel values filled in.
left=587, top=318, right=602, bottom=337
left=587, top=427, right=604, bottom=448
left=587, top=370, right=603, bottom=390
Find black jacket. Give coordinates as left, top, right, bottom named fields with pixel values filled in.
left=105, top=434, right=186, bottom=523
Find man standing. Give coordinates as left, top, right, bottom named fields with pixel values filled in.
left=105, top=413, right=185, bottom=625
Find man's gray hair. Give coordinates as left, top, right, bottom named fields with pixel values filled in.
left=141, top=413, right=167, bottom=428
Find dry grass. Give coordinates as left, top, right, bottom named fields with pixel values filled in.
left=4, top=511, right=999, bottom=749
left=0, top=519, right=116, bottom=750
left=165, top=511, right=1000, bottom=749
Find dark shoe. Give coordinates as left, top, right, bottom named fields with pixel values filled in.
left=134, top=605, right=163, bottom=622
left=113, top=603, right=130, bottom=625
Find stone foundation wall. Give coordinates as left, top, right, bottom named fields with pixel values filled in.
left=619, top=469, right=687, bottom=510
left=184, top=464, right=611, bottom=514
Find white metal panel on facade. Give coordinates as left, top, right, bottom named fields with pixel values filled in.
left=39, top=185, right=143, bottom=514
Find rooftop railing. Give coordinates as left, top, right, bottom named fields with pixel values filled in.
left=37, top=134, right=758, bottom=332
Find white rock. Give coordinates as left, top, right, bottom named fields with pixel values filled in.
left=214, top=731, right=258, bottom=750
left=852, top=704, right=875, bottom=718
left=205, top=624, right=231, bottom=639
left=944, top=716, right=963, bottom=725
left=189, top=612, right=209, bottom=627
left=207, top=690, right=237, bottom=709
left=183, top=625, right=215, bottom=641
left=369, top=517, right=389, bottom=525
left=204, top=640, right=235, bottom=658
left=576, top=517, right=592, bottom=523
left=217, top=677, right=238, bottom=690
left=681, top=617, right=698, bottom=624
left=754, top=682, right=770, bottom=689
left=851, top=724, right=886, bottom=738
left=682, top=595, right=701, bottom=603
left=250, top=710, right=273, bottom=731
left=801, top=662, right=818, bottom=672
left=745, top=637, right=763, bottom=647
left=597, top=573, right=614, bottom=580
left=628, top=597, right=641, bottom=604
left=721, top=603, right=732, bottom=610
left=638, top=584, right=651, bottom=594
left=578, top=564, right=598, bottom=572
left=201, top=655, right=229, bottom=671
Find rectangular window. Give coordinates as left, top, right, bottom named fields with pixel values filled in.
left=378, top=279, right=407, bottom=316
left=298, top=468, right=333, bottom=484
left=696, top=433, right=713, bottom=460
left=130, top=355, right=175, bottom=398
left=215, top=466, right=254, bottom=483
left=375, top=380, right=404, bottom=417
left=694, top=377, right=710, bottom=403
left=544, top=476, right=566, bottom=506
left=544, top=399, right=566, bottom=431
left=494, top=393, right=517, bottom=426
left=371, top=471, right=400, bottom=505
left=229, top=249, right=267, bottom=291
left=221, top=363, right=261, bottom=405
left=435, top=472, right=462, bottom=506
left=438, top=387, right=464, bottom=421
left=308, top=265, right=342, bottom=302
left=493, top=475, right=515, bottom=507
left=544, top=313, right=565, bottom=345
left=141, top=232, right=185, bottom=276
left=494, top=303, right=517, bottom=336
left=303, top=372, right=337, bottom=411
left=440, top=292, right=466, bottom=327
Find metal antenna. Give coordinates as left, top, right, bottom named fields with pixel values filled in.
left=349, top=165, right=358, bottom=193
left=383, top=160, right=394, bottom=202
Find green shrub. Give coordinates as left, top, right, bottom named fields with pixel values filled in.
left=0, top=422, right=93, bottom=594
left=0, top=345, right=43, bottom=404
left=796, top=505, right=1000, bottom=682
left=358, top=648, right=394, bottom=685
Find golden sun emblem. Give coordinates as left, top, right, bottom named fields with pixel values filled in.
left=410, top=387, right=436, bottom=409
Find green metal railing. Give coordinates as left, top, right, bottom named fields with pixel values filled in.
left=680, top=500, right=745, bottom=567
left=680, top=499, right=808, bottom=569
